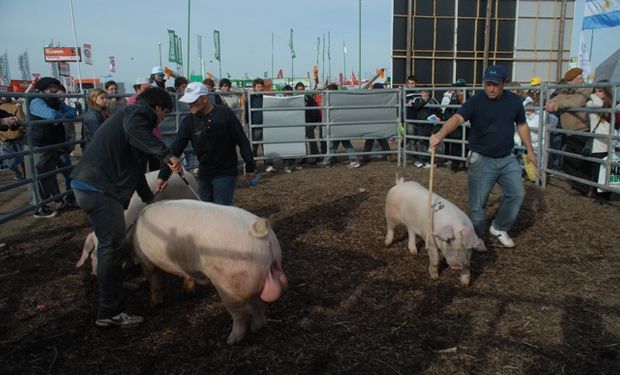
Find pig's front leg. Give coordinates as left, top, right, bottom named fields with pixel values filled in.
left=427, top=246, right=440, bottom=279
left=141, top=260, right=164, bottom=306
left=407, top=227, right=418, bottom=255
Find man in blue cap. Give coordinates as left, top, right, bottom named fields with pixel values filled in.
left=430, top=65, right=536, bottom=248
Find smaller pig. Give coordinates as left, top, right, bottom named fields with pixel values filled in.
left=132, top=199, right=288, bottom=344
left=384, top=176, right=486, bottom=285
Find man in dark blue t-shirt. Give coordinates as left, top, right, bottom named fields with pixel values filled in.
left=430, top=65, right=537, bottom=248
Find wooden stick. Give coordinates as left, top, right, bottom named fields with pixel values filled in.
left=426, top=147, right=436, bottom=250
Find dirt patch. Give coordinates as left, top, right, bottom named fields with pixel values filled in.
left=0, top=161, right=619, bottom=374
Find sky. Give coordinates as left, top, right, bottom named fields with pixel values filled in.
left=1, top=0, right=619, bottom=89
left=1, top=0, right=393, bottom=86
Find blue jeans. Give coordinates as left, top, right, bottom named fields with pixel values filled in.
left=467, top=152, right=525, bottom=238
left=323, top=140, right=358, bottom=164
left=198, top=176, right=237, bottom=205
left=73, top=188, right=127, bottom=319
left=58, top=151, right=72, bottom=190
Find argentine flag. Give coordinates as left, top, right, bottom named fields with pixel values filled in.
left=583, top=0, right=620, bottom=29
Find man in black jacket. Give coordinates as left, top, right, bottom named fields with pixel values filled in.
left=158, top=82, right=255, bottom=205
left=70, top=87, right=182, bottom=328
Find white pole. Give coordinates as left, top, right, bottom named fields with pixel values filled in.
left=68, top=0, right=83, bottom=92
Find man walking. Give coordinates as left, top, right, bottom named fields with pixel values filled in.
left=71, top=87, right=183, bottom=327
left=158, top=82, right=256, bottom=205
left=430, top=65, right=536, bottom=248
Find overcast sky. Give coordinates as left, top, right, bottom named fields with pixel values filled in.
left=1, top=0, right=618, bottom=87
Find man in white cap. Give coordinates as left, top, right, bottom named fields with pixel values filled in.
left=127, top=77, right=151, bottom=105
left=430, top=65, right=536, bottom=249
left=150, top=66, right=166, bottom=89
left=157, top=82, right=256, bottom=205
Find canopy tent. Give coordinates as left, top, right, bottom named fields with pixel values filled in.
left=595, top=48, right=620, bottom=82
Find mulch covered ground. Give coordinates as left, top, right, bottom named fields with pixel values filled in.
left=0, top=160, right=618, bottom=374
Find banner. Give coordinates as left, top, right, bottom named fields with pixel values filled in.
left=83, top=43, right=92, bottom=65
left=289, top=28, right=296, bottom=59
left=197, top=34, right=202, bottom=59
left=583, top=0, right=620, bottom=30
left=18, top=52, right=31, bottom=80
left=168, top=29, right=177, bottom=63
left=109, top=56, right=115, bottom=72
left=43, top=47, right=81, bottom=62
left=213, top=30, right=221, bottom=62
left=0, top=52, right=9, bottom=85
left=177, top=36, right=183, bottom=65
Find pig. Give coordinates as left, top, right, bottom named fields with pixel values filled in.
left=132, top=199, right=288, bottom=344
left=76, top=170, right=199, bottom=275
left=384, top=176, right=486, bottom=285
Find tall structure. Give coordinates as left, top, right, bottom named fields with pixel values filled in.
left=392, top=0, right=574, bottom=86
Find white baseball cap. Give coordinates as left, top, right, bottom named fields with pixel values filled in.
left=134, top=77, right=149, bottom=85
left=151, top=66, right=164, bottom=75
left=179, top=82, right=209, bottom=103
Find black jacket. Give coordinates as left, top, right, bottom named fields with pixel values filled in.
left=159, top=104, right=255, bottom=180
left=71, top=101, right=171, bottom=208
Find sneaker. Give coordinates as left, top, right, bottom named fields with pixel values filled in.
left=294, top=165, right=303, bottom=170
left=33, top=206, right=58, bottom=219
left=414, top=161, right=424, bottom=168
left=265, top=166, right=276, bottom=173
left=346, top=161, right=361, bottom=169
left=95, top=312, right=144, bottom=328
left=283, top=166, right=292, bottom=174
left=318, top=161, right=331, bottom=168
left=489, top=225, right=515, bottom=248
left=423, top=163, right=433, bottom=169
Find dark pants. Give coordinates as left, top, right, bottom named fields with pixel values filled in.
left=362, top=138, right=391, bottom=161
left=563, top=134, right=592, bottom=194
left=412, top=123, right=433, bottom=163
left=73, top=189, right=127, bottom=319
left=306, top=125, right=327, bottom=157
left=25, top=146, right=60, bottom=203
left=198, top=176, right=236, bottom=205
left=446, top=126, right=468, bottom=169
left=251, top=128, right=272, bottom=167
left=58, top=151, right=72, bottom=190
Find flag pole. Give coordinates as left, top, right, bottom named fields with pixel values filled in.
left=358, top=0, right=362, bottom=88
left=271, top=32, right=274, bottom=79
left=186, top=0, right=191, bottom=78
left=68, top=0, right=83, bottom=92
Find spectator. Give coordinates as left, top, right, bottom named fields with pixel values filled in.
left=404, top=75, right=420, bottom=161
left=28, top=77, right=77, bottom=218
left=71, top=87, right=182, bottom=328
left=430, top=65, right=536, bottom=248
left=104, top=80, right=126, bottom=114
left=127, top=77, right=151, bottom=105
left=545, top=67, right=592, bottom=195
left=295, top=81, right=324, bottom=163
left=150, top=66, right=166, bottom=89
left=411, top=89, right=441, bottom=168
left=441, top=79, right=470, bottom=171
left=586, top=82, right=616, bottom=207
left=158, top=82, right=255, bottom=205
left=81, top=89, right=111, bottom=149
left=318, top=83, right=360, bottom=169
left=55, top=85, right=77, bottom=206
left=0, top=98, right=25, bottom=179
left=174, top=76, right=188, bottom=94
left=245, top=78, right=274, bottom=172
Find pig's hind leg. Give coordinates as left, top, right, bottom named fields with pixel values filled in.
left=407, top=227, right=418, bottom=255
left=250, top=297, right=267, bottom=333
left=220, top=295, right=252, bottom=344
left=384, top=204, right=401, bottom=246
left=141, top=259, right=165, bottom=306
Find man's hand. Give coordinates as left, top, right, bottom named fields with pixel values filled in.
left=545, top=102, right=557, bottom=112
left=526, top=151, right=537, bottom=168
left=167, top=155, right=183, bottom=174
left=156, top=178, right=168, bottom=192
left=429, top=133, right=444, bottom=149
left=0, top=116, right=18, bottom=127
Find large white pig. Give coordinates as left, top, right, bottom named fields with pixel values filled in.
left=132, top=199, right=288, bottom=344
left=76, top=170, right=199, bottom=274
left=384, top=176, right=486, bottom=285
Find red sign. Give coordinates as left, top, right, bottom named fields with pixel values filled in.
left=8, top=80, right=31, bottom=92
left=43, top=47, right=82, bottom=62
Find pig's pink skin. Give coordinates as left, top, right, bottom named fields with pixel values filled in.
left=384, top=178, right=486, bottom=285
left=133, top=199, right=287, bottom=344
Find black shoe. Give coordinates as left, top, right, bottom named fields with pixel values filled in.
left=33, top=206, right=58, bottom=218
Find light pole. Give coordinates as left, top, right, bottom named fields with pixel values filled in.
left=157, top=42, right=162, bottom=67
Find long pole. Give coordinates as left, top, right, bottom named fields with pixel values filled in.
left=271, top=32, right=274, bottom=79
left=158, top=42, right=162, bottom=67
left=482, top=0, right=492, bottom=71
left=186, top=0, right=191, bottom=78
left=328, top=31, right=331, bottom=83
left=358, top=0, right=362, bottom=87
left=343, top=40, right=347, bottom=83
left=68, top=0, right=83, bottom=92
left=425, top=147, right=436, bottom=250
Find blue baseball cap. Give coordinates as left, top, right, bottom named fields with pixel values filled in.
left=482, top=65, right=507, bottom=83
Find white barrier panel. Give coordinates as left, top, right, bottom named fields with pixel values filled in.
left=326, top=90, right=399, bottom=139
left=263, top=95, right=307, bottom=158
left=597, top=154, right=620, bottom=192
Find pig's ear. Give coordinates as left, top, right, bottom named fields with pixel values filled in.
left=250, top=218, right=270, bottom=239
left=434, top=226, right=455, bottom=242
left=460, top=228, right=486, bottom=251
